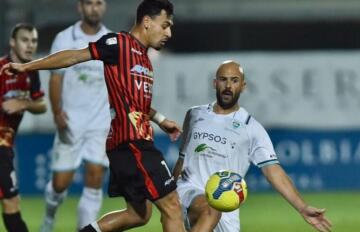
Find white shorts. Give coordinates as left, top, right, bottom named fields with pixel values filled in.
left=176, top=178, right=241, bottom=232
left=51, top=129, right=109, bottom=171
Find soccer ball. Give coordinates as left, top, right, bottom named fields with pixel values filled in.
left=205, top=170, right=247, bottom=212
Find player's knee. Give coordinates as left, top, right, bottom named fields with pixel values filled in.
left=85, top=164, right=105, bottom=188
left=127, top=208, right=152, bottom=226
left=2, top=196, right=20, bottom=214
left=52, top=183, right=68, bottom=193
left=159, top=192, right=183, bottom=220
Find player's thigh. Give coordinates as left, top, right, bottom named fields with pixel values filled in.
left=154, top=190, right=182, bottom=216
left=52, top=171, right=75, bottom=192
left=126, top=199, right=153, bottom=222
left=188, top=195, right=221, bottom=225
left=83, top=130, right=109, bottom=168
left=1, top=195, right=21, bottom=213
left=51, top=133, right=83, bottom=171
left=0, top=147, right=19, bottom=201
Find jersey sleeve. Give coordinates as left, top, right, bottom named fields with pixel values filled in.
left=50, top=32, right=67, bottom=75
left=88, top=32, right=119, bottom=64
left=28, top=71, right=45, bottom=100
left=179, top=109, right=193, bottom=159
left=248, top=118, right=279, bottom=168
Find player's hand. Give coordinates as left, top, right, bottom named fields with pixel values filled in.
left=159, top=119, right=182, bottom=142
left=54, top=110, right=68, bottom=130
left=0, top=62, right=26, bottom=75
left=300, top=206, right=332, bottom=232
left=2, top=99, right=28, bottom=114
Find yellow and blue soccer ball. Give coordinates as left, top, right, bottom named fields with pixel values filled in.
left=205, top=170, right=247, bottom=212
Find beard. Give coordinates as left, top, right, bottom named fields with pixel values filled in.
left=216, top=89, right=240, bottom=110
left=83, top=15, right=101, bottom=27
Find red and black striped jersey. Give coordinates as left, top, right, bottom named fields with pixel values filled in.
left=0, top=55, right=44, bottom=147
left=89, top=32, right=155, bottom=151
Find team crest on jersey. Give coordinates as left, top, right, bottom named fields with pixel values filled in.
left=232, top=120, right=242, bottom=129
left=105, top=37, right=117, bottom=45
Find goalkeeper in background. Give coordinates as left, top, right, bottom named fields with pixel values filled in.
left=173, top=60, right=332, bottom=232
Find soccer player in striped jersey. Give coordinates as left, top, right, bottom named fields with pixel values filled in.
left=1, top=1, right=187, bottom=232
left=173, top=61, right=332, bottom=232
left=0, top=23, right=47, bottom=232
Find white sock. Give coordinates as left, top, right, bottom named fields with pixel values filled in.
left=90, top=222, right=102, bottom=232
left=44, top=181, right=67, bottom=221
left=77, top=187, right=103, bottom=229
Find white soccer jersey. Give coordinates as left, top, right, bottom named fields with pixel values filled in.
left=180, top=103, right=279, bottom=188
left=50, top=21, right=111, bottom=139
left=177, top=103, right=279, bottom=232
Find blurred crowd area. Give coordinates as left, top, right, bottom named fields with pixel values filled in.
left=1, top=0, right=360, bottom=53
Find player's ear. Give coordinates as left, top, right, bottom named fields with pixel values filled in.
left=9, top=38, right=15, bottom=48
left=241, top=80, right=247, bottom=92
left=143, top=16, right=152, bottom=30
left=77, top=1, right=83, bottom=15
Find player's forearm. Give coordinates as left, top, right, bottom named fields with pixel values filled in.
left=23, top=48, right=91, bottom=72
left=24, top=98, right=47, bottom=114
left=172, top=158, right=184, bottom=181
left=262, top=164, right=307, bottom=213
left=49, top=73, right=63, bottom=114
left=150, top=108, right=166, bottom=125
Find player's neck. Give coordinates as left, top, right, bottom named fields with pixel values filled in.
left=129, top=26, right=149, bottom=48
left=213, top=103, right=240, bottom=115
left=9, top=50, right=23, bottom=64
left=80, top=21, right=101, bottom=35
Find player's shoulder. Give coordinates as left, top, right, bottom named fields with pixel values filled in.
left=54, top=24, right=76, bottom=40
left=187, top=104, right=210, bottom=115
left=236, top=107, right=263, bottom=128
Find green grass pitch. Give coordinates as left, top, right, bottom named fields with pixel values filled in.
left=1, top=191, right=358, bottom=231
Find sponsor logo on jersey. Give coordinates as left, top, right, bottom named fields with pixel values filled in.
left=131, top=47, right=143, bottom=55
left=194, top=143, right=216, bottom=153
left=130, top=64, right=154, bottom=77
left=193, top=132, right=227, bottom=144
left=105, top=37, right=117, bottom=45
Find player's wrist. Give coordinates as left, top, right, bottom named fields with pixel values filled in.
left=152, top=111, right=166, bottom=125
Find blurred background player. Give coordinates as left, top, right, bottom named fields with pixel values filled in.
left=1, top=1, right=187, bottom=232
left=40, top=0, right=111, bottom=231
left=173, top=61, right=332, bottom=232
left=0, top=23, right=46, bottom=232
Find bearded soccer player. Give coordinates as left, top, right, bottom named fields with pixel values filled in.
left=173, top=61, right=332, bottom=232
left=1, top=1, right=187, bottom=232
left=0, top=23, right=46, bottom=232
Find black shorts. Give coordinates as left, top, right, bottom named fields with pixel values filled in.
left=0, top=146, right=19, bottom=199
left=107, top=140, right=176, bottom=202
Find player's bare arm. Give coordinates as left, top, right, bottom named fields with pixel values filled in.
left=49, top=72, right=68, bottom=130
left=150, top=107, right=182, bottom=141
left=173, top=109, right=192, bottom=180
left=1, top=47, right=92, bottom=75
left=2, top=97, right=46, bottom=114
left=262, top=164, right=332, bottom=232
left=172, top=158, right=183, bottom=181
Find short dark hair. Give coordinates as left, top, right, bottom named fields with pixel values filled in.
left=11, top=23, right=36, bottom=39
left=136, top=0, right=174, bottom=24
